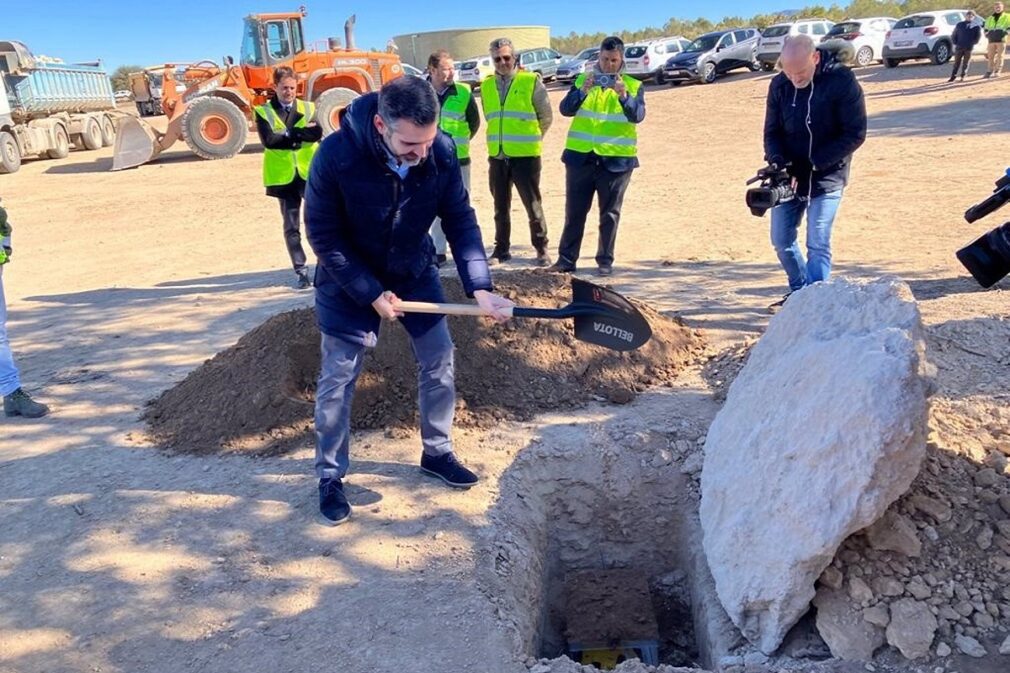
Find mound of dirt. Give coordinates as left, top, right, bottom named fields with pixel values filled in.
left=144, top=271, right=707, bottom=454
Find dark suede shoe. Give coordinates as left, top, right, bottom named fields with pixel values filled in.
left=767, top=292, right=792, bottom=314
left=547, top=262, right=575, bottom=273
left=435, top=254, right=448, bottom=268
left=597, top=265, right=613, bottom=277
left=3, top=388, right=49, bottom=418
left=319, top=478, right=351, bottom=526
left=420, top=452, right=479, bottom=489
left=488, top=251, right=512, bottom=266
left=533, top=250, right=552, bottom=267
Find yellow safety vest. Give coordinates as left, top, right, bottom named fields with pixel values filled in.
left=985, top=13, right=1010, bottom=32
left=481, top=72, right=542, bottom=157
left=565, top=74, right=640, bottom=158
left=439, top=83, right=472, bottom=160
left=254, top=99, right=318, bottom=187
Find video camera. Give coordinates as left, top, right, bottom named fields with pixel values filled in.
left=957, top=169, right=1010, bottom=288
left=745, top=162, right=795, bottom=217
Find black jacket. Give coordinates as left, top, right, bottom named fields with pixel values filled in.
left=763, top=47, right=867, bottom=198
left=255, top=96, right=323, bottom=199
left=952, top=21, right=982, bottom=50
left=304, top=93, right=492, bottom=340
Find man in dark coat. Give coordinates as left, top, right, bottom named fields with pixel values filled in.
left=950, top=10, right=982, bottom=81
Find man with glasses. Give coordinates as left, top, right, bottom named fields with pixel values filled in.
left=481, top=37, right=553, bottom=266
left=550, top=36, right=645, bottom=276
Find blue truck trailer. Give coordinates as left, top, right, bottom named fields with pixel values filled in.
left=0, top=40, right=119, bottom=173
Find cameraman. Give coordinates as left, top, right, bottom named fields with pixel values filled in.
left=763, top=35, right=866, bottom=309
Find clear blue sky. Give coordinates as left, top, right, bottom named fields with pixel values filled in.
left=6, top=1, right=780, bottom=71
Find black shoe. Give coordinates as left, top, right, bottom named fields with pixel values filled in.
left=533, top=250, right=552, bottom=267
left=947, top=75, right=956, bottom=82
left=960, top=74, right=965, bottom=81
left=420, top=452, right=479, bottom=489
left=767, top=292, right=792, bottom=314
left=547, top=262, right=575, bottom=273
left=984, top=72, right=993, bottom=79
left=318, top=478, right=351, bottom=526
left=3, top=388, right=49, bottom=418
left=488, top=250, right=512, bottom=266
left=435, top=254, right=448, bottom=268
left=295, top=270, right=311, bottom=289
left=597, top=265, right=613, bottom=277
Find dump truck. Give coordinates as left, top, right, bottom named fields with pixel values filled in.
left=0, top=40, right=118, bottom=174
left=129, top=68, right=165, bottom=117
left=113, top=8, right=404, bottom=170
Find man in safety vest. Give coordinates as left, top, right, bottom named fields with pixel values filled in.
left=550, top=36, right=645, bottom=276
left=984, top=2, right=1010, bottom=77
left=427, top=49, right=480, bottom=268
left=254, top=66, right=323, bottom=289
left=481, top=37, right=553, bottom=267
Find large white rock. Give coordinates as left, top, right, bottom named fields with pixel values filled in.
left=700, top=279, right=933, bottom=654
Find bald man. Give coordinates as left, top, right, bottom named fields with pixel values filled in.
left=762, top=35, right=866, bottom=310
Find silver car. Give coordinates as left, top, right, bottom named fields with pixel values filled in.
left=517, top=46, right=565, bottom=81
left=556, top=47, right=600, bottom=83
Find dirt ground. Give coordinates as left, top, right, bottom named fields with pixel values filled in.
left=1, top=55, right=1009, bottom=673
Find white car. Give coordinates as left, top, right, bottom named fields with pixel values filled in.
left=458, top=55, right=493, bottom=87
left=820, top=17, right=898, bottom=67
left=624, top=37, right=691, bottom=83
left=402, top=63, right=424, bottom=78
left=882, top=10, right=966, bottom=67
left=756, top=18, right=835, bottom=70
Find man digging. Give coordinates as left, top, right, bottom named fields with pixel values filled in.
left=305, top=76, right=514, bottom=526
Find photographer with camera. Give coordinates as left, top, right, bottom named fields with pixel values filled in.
left=762, top=35, right=866, bottom=310
left=550, top=35, right=646, bottom=276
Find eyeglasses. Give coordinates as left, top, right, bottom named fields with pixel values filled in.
left=493, top=55, right=513, bottom=63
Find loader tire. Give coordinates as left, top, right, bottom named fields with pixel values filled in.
left=81, top=117, right=103, bottom=151
left=181, top=96, right=247, bottom=160
left=315, top=88, right=360, bottom=136
left=100, top=115, right=116, bottom=147
left=46, top=125, right=70, bottom=159
left=0, top=131, right=21, bottom=174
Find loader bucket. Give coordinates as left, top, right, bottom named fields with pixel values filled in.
left=111, top=117, right=177, bottom=170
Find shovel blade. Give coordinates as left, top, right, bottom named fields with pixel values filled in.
left=111, top=117, right=163, bottom=171
left=571, top=278, right=652, bottom=351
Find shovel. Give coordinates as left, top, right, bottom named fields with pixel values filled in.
left=393, top=277, right=652, bottom=352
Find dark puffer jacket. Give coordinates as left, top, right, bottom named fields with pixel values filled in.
left=305, top=93, right=492, bottom=342
left=763, top=46, right=867, bottom=198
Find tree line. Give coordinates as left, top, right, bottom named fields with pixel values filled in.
left=550, top=0, right=995, bottom=53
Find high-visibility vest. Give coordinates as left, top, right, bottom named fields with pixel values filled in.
left=439, top=83, right=472, bottom=160
left=565, top=74, right=640, bottom=158
left=985, top=13, right=1010, bottom=32
left=254, top=99, right=318, bottom=187
left=480, top=72, right=542, bottom=158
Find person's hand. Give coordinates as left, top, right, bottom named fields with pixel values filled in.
left=372, top=291, right=404, bottom=321
left=305, top=121, right=318, bottom=128
left=613, top=78, right=627, bottom=100
left=581, top=73, right=595, bottom=94
left=474, top=289, right=514, bottom=323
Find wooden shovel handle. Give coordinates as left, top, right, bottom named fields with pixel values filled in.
left=393, top=300, right=515, bottom=318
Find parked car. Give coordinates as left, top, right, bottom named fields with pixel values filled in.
left=882, top=10, right=966, bottom=67
left=556, top=47, right=600, bottom=83
left=820, top=17, right=898, bottom=67
left=756, top=18, right=835, bottom=70
left=663, top=28, right=761, bottom=85
left=402, top=63, right=424, bottom=78
left=624, top=37, right=692, bottom=83
left=459, top=55, right=494, bottom=87
left=517, top=46, right=564, bottom=80
left=113, top=89, right=132, bottom=101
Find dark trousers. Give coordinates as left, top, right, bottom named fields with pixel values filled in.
left=951, top=47, right=973, bottom=77
left=488, top=156, right=548, bottom=254
left=278, top=193, right=307, bottom=272
left=557, top=160, right=634, bottom=268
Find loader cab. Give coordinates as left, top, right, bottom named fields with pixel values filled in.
left=240, top=13, right=306, bottom=89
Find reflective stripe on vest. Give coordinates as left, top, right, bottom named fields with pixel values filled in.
left=565, top=74, right=640, bottom=158
left=439, top=83, right=472, bottom=160
left=254, top=99, right=319, bottom=187
left=481, top=72, right=542, bottom=157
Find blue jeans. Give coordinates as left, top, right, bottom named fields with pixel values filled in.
left=314, top=320, right=455, bottom=480
left=770, top=190, right=843, bottom=292
left=0, top=266, right=21, bottom=396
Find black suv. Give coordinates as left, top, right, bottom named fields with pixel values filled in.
left=663, top=28, right=761, bottom=84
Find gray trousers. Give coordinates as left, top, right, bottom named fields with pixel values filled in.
left=429, top=163, right=471, bottom=255
left=314, top=320, right=456, bottom=480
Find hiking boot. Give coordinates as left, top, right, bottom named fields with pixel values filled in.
left=767, top=293, right=792, bottom=314
left=295, top=269, right=312, bottom=290
left=3, top=388, right=49, bottom=418
left=533, top=249, right=552, bottom=267
left=597, top=265, right=614, bottom=277
left=318, top=477, right=351, bottom=526
left=435, top=254, right=448, bottom=268
left=420, top=452, right=479, bottom=489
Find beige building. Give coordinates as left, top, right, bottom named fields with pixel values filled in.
left=391, top=26, right=551, bottom=67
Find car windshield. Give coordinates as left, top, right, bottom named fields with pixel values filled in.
left=762, top=26, right=791, bottom=38
left=828, top=22, right=861, bottom=35
left=625, top=46, right=648, bottom=58
left=461, top=60, right=478, bottom=69
left=575, top=48, right=599, bottom=60
left=895, top=15, right=935, bottom=29
left=685, top=34, right=721, bottom=52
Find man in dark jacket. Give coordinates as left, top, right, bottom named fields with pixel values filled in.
left=950, top=10, right=982, bottom=81
left=763, top=36, right=866, bottom=309
left=304, top=76, right=513, bottom=526
left=254, top=66, right=323, bottom=288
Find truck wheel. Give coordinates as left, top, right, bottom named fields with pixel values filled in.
left=0, top=131, right=21, bottom=174
left=100, top=115, right=116, bottom=147
left=81, top=117, right=103, bottom=151
left=181, top=96, right=247, bottom=160
left=46, top=125, right=70, bottom=159
left=315, top=88, right=360, bottom=136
